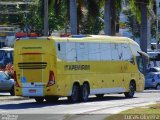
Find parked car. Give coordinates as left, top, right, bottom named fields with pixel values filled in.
left=0, top=71, right=14, bottom=95
left=145, top=72, right=160, bottom=90
left=146, top=67, right=160, bottom=73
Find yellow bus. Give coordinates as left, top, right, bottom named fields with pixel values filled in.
left=14, top=35, right=148, bottom=103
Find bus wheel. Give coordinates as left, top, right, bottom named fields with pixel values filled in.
left=81, top=83, right=90, bottom=102
left=35, top=97, right=44, bottom=103
left=156, top=84, right=160, bottom=90
left=96, top=94, right=104, bottom=99
left=124, top=81, right=135, bottom=98
left=68, top=84, right=80, bottom=103
left=45, top=97, right=59, bottom=103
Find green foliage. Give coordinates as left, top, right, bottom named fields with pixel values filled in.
left=119, top=22, right=127, bottom=29
left=123, top=7, right=156, bottom=39
left=123, top=8, right=140, bottom=38
left=17, top=1, right=43, bottom=34
left=2, top=0, right=155, bottom=37
left=48, top=11, right=65, bottom=35
left=129, top=0, right=152, bottom=24
left=129, top=0, right=141, bottom=23
left=18, top=0, right=67, bottom=35
left=80, top=17, right=104, bottom=34
left=78, top=0, right=104, bottom=34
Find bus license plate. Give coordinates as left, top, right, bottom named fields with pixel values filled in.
left=29, top=89, right=36, bottom=93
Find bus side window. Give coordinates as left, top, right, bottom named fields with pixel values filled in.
left=122, top=44, right=133, bottom=63
left=136, top=56, right=143, bottom=72
left=100, top=43, right=112, bottom=61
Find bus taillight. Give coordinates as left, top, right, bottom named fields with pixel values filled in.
left=14, top=71, right=20, bottom=87
left=47, top=71, right=55, bottom=87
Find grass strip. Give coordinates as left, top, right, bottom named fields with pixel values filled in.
left=105, top=103, right=160, bottom=120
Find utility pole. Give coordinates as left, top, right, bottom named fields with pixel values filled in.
left=44, top=0, right=48, bottom=36
left=104, top=0, right=111, bottom=35
left=25, top=0, right=28, bottom=35
left=156, top=0, right=160, bottom=43
left=70, top=0, right=77, bottom=35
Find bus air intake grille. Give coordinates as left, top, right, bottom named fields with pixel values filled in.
left=18, top=62, right=47, bottom=69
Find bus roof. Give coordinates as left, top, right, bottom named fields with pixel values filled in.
left=16, top=35, right=139, bottom=46
left=49, top=35, right=138, bottom=45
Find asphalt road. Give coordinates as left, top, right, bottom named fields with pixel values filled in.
left=0, top=90, right=160, bottom=120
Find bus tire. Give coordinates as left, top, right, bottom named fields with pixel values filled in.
left=96, top=94, right=104, bottom=99
left=68, top=84, right=80, bottom=103
left=35, top=97, right=44, bottom=103
left=81, top=83, right=90, bottom=102
left=124, top=81, right=135, bottom=98
left=45, top=97, right=59, bottom=103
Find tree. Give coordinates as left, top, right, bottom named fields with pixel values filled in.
left=68, top=0, right=103, bottom=34
left=18, top=0, right=65, bottom=35
left=123, top=9, right=141, bottom=39
left=68, top=0, right=104, bottom=35
left=104, top=0, right=122, bottom=36
left=129, top=0, right=155, bottom=73
left=140, top=0, right=148, bottom=74
left=78, top=0, right=103, bottom=34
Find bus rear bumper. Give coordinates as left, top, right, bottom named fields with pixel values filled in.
left=22, top=87, right=44, bottom=97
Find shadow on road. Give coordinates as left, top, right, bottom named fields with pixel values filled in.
left=0, top=95, right=137, bottom=110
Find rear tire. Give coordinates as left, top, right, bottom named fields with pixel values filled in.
left=96, top=94, right=104, bottom=99
left=124, top=81, right=135, bottom=98
left=45, top=97, right=59, bottom=103
left=68, top=84, right=80, bottom=103
left=35, top=97, right=44, bottom=103
left=81, top=83, right=90, bottom=102
left=10, top=86, right=15, bottom=96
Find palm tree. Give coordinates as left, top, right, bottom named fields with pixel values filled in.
left=104, top=0, right=122, bottom=36
left=61, top=0, right=101, bottom=34
left=129, top=0, right=149, bottom=53
left=39, top=0, right=66, bottom=35
left=129, top=0, right=154, bottom=73
left=139, top=0, right=151, bottom=73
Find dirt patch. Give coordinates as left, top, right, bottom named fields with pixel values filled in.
left=150, top=104, right=160, bottom=109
